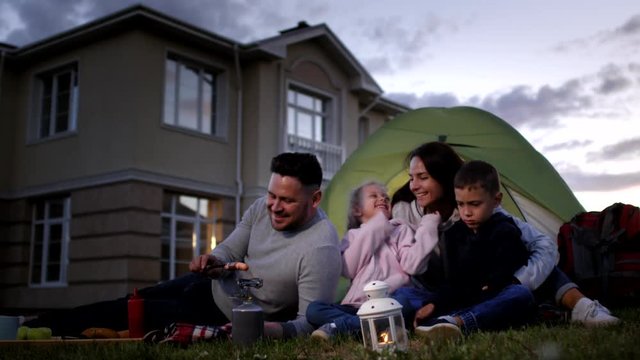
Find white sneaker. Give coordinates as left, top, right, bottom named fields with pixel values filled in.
left=311, top=322, right=337, bottom=341
left=571, top=298, right=620, bottom=327
left=415, top=318, right=462, bottom=343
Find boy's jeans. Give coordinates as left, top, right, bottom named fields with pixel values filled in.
left=392, top=284, right=536, bottom=335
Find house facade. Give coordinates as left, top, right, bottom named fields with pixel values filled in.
left=0, top=5, right=408, bottom=310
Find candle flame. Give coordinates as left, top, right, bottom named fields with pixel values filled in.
left=379, top=331, right=390, bottom=344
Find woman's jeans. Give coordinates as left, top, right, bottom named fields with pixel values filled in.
left=392, top=284, right=536, bottom=335
left=533, top=266, right=578, bottom=305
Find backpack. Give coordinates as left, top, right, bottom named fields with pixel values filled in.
left=557, top=202, right=640, bottom=305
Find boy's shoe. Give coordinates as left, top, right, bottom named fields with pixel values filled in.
left=311, top=323, right=337, bottom=341
left=415, top=317, right=462, bottom=343
left=571, top=298, right=620, bottom=327
left=537, top=303, right=570, bottom=324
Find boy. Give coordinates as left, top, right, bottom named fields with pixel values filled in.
left=412, top=160, right=534, bottom=341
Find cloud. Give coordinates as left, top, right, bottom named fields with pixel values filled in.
left=594, top=63, right=633, bottom=94
left=390, top=61, right=639, bottom=131
left=2, top=0, right=86, bottom=45
left=542, top=140, right=593, bottom=152
left=560, top=167, right=640, bottom=192
left=389, top=79, right=593, bottom=129
left=0, top=0, right=293, bottom=46
left=355, top=13, right=458, bottom=74
left=611, top=14, right=640, bottom=38
left=586, top=137, right=640, bottom=162
left=386, top=91, right=461, bottom=108
left=553, top=13, right=640, bottom=53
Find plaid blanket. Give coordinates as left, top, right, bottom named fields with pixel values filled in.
left=144, top=323, right=229, bottom=345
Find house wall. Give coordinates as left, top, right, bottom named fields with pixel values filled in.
left=0, top=64, right=18, bottom=192
left=7, top=31, right=239, bottom=195
left=0, top=16, right=407, bottom=311
left=0, top=30, right=244, bottom=308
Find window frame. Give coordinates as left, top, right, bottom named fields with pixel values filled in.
left=29, top=196, right=71, bottom=288
left=285, top=81, right=343, bottom=180
left=162, top=52, right=227, bottom=139
left=286, top=84, right=332, bottom=143
left=31, top=62, right=79, bottom=142
left=160, top=193, right=218, bottom=281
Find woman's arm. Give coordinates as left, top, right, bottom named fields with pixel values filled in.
left=395, top=213, right=440, bottom=275
left=496, top=206, right=558, bottom=290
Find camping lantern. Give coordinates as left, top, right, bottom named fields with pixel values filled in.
left=356, top=281, right=408, bottom=353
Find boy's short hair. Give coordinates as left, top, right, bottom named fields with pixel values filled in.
left=454, top=160, right=500, bottom=195
left=270, top=152, right=323, bottom=189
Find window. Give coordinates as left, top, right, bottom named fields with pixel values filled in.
left=164, top=55, right=223, bottom=136
left=161, top=193, right=218, bottom=280
left=287, top=88, right=327, bottom=142
left=286, top=86, right=342, bottom=179
left=30, top=197, right=70, bottom=286
left=34, top=63, right=79, bottom=139
left=358, top=116, right=370, bottom=145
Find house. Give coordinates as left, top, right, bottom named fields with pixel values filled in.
left=0, top=5, right=408, bottom=310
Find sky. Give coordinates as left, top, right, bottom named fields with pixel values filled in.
left=1, top=0, right=639, bottom=211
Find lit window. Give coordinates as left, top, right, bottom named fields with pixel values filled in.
left=161, top=193, right=218, bottom=280
left=35, top=63, right=78, bottom=139
left=30, top=196, right=70, bottom=286
left=163, top=55, right=222, bottom=136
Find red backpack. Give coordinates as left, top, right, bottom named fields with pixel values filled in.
left=557, top=202, right=640, bottom=305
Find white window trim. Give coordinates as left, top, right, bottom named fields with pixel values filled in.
left=285, top=81, right=342, bottom=180
left=29, top=197, right=71, bottom=288
left=161, top=194, right=217, bottom=280
left=30, top=62, right=79, bottom=143
left=162, top=51, right=229, bottom=140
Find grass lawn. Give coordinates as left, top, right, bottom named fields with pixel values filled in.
left=2, top=306, right=639, bottom=360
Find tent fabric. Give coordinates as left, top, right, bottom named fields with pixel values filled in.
left=321, top=106, right=584, bottom=240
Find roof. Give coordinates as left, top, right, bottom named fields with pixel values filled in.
left=3, top=5, right=385, bottom=98
left=248, top=22, right=383, bottom=96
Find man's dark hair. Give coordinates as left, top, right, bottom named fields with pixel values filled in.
left=454, top=160, right=500, bottom=195
left=270, top=152, right=323, bottom=188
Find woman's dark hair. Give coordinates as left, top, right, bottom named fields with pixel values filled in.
left=406, top=142, right=464, bottom=216
left=391, top=180, right=414, bottom=208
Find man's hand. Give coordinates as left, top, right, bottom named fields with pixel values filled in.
left=189, top=255, right=249, bottom=279
left=414, top=303, right=435, bottom=328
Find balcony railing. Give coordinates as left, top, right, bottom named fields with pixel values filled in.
left=286, top=134, right=343, bottom=180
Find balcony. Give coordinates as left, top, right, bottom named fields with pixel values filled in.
left=286, top=134, right=343, bottom=180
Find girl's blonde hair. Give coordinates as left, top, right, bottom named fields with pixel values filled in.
left=347, top=181, right=387, bottom=230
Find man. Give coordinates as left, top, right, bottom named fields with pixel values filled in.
left=191, top=152, right=342, bottom=338
left=25, top=152, right=342, bottom=339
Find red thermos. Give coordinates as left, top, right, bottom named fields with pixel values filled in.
left=128, top=288, right=145, bottom=338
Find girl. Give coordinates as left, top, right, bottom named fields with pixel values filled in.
left=306, top=181, right=439, bottom=339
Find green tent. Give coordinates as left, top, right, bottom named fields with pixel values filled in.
left=322, top=106, right=585, bottom=240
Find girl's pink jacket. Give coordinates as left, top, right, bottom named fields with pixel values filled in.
left=340, top=211, right=440, bottom=306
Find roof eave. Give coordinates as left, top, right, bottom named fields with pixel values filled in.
left=252, top=23, right=383, bottom=95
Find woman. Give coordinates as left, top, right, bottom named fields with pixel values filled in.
left=393, top=142, right=619, bottom=333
